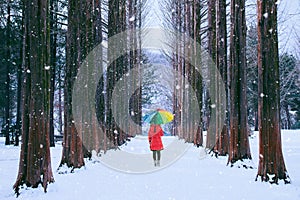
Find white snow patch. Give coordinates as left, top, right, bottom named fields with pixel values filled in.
left=0, top=130, right=300, bottom=199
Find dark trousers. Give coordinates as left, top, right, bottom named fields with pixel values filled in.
left=152, top=150, right=161, bottom=161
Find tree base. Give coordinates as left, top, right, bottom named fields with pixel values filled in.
left=207, top=148, right=228, bottom=158
left=228, top=159, right=254, bottom=169
left=255, top=173, right=291, bottom=184
left=14, top=179, right=54, bottom=197
left=57, top=163, right=86, bottom=174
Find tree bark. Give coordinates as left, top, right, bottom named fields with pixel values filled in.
left=192, top=0, right=203, bottom=147
left=256, top=0, right=290, bottom=184
left=49, top=0, right=58, bottom=147
left=228, top=0, right=252, bottom=166
left=214, top=0, right=229, bottom=155
left=14, top=0, right=54, bottom=195
left=15, top=1, right=26, bottom=146
left=105, top=0, right=129, bottom=147
left=59, top=0, right=86, bottom=170
left=206, top=0, right=217, bottom=150
left=5, top=0, right=12, bottom=146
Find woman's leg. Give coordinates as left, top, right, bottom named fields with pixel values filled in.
left=157, top=150, right=161, bottom=161
left=157, top=150, right=161, bottom=166
left=152, top=150, right=157, bottom=161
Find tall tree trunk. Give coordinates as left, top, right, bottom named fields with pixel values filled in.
left=228, top=0, right=251, bottom=166
left=128, top=0, right=142, bottom=134
left=5, top=0, right=12, bottom=146
left=214, top=0, right=229, bottom=155
left=172, top=0, right=181, bottom=137
left=256, top=0, right=290, bottom=184
left=106, top=0, right=128, bottom=147
left=60, top=0, right=86, bottom=170
left=193, top=0, right=203, bottom=147
left=206, top=0, right=229, bottom=155
left=15, top=64, right=22, bottom=146
left=57, top=67, right=63, bottom=135
left=14, top=0, right=54, bottom=195
left=106, top=0, right=118, bottom=146
left=49, top=0, right=58, bottom=147
left=15, top=0, right=26, bottom=146
left=206, top=0, right=217, bottom=150
left=254, top=110, right=258, bottom=131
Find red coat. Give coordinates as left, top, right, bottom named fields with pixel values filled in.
left=148, top=125, right=164, bottom=151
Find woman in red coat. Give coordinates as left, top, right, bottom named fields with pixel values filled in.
left=148, top=124, right=164, bottom=167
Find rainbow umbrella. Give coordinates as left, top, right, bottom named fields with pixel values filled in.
left=143, top=109, right=174, bottom=125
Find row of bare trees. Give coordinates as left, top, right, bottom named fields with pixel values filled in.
left=0, top=0, right=293, bottom=196
left=0, top=0, right=66, bottom=147
left=162, top=0, right=207, bottom=146
left=163, top=0, right=290, bottom=184
left=13, top=0, right=146, bottom=195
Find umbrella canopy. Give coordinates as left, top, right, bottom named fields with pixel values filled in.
left=143, top=109, right=174, bottom=125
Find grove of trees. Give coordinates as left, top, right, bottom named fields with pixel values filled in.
left=0, top=0, right=298, bottom=195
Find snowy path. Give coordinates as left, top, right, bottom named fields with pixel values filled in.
left=0, top=130, right=300, bottom=200
left=100, top=136, right=191, bottom=173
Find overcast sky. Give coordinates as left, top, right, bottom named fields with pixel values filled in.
left=146, top=0, right=299, bottom=55
left=277, top=0, right=300, bottom=54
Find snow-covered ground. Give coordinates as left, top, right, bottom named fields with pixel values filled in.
left=1, top=130, right=300, bottom=200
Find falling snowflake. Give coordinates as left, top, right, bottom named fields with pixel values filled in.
left=260, top=93, right=265, bottom=98
left=263, top=13, right=268, bottom=18
left=129, top=15, right=135, bottom=22
left=45, top=65, right=51, bottom=70
left=26, top=69, right=31, bottom=73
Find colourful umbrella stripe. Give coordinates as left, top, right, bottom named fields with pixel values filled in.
left=143, top=109, right=174, bottom=125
